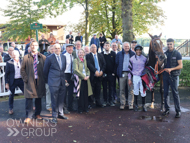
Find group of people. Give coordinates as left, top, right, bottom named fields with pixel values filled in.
left=2, top=32, right=183, bottom=124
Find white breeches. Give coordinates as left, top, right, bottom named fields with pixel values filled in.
left=133, top=75, right=146, bottom=97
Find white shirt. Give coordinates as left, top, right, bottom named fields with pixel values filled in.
left=14, top=60, right=21, bottom=79
left=103, top=48, right=112, bottom=55
left=64, top=52, right=73, bottom=73
left=54, top=53, right=62, bottom=69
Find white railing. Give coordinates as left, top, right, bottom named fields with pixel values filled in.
left=0, top=62, right=23, bottom=97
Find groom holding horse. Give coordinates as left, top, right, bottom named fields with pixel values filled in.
left=163, top=38, right=183, bottom=118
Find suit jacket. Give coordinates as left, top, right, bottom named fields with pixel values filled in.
left=39, top=39, right=50, bottom=53
left=43, top=53, right=66, bottom=87
left=90, top=38, right=100, bottom=49
left=86, top=52, right=106, bottom=82
left=66, top=34, right=74, bottom=44
left=5, top=59, right=23, bottom=87
left=21, top=52, right=46, bottom=98
left=4, top=54, right=11, bottom=62
left=99, top=36, right=107, bottom=47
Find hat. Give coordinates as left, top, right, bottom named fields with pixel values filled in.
left=66, top=44, right=73, bottom=47
left=131, top=40, right=137, bottom=43
left=134, top=44, right=143, bottom=51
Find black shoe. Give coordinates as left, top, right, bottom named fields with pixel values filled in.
left=58, top=115, right=68, bottom=120
left=134, top=95, right=138, bottom=112
left=96, top=104, right=104, bottom=108
left=175, top=112, right=181, bottom=118
left=134, top=105, right=138, bottom=112
left=51, top=118, right=57, bottom=123
left=142, top=106, right=147, bottom=112
left=162, top=110, right=170, bottom=116
left=64, top=110, right=70, bottom=114
left=88, top=105, right=92, bottom=109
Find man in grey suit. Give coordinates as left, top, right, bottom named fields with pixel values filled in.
left=43, top=44, right=68, bottom=123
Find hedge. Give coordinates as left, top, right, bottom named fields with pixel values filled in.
left=179, top=60, right=190, bottom=86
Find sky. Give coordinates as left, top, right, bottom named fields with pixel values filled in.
left=0, top=0, right=190, bottom=39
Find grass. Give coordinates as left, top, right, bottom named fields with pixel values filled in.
left=0, top=95, right=24, bottom=102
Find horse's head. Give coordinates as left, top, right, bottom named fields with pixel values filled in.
left=149, top=33, right=166, bottom=67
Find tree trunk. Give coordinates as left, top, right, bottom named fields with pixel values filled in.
left=85, top=0, right=89, bottom=45
left=121, top=0, right=134, bottom=42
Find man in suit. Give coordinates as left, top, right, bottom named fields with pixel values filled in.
left=99, top=33, right=107, bottom=52
left=44, top=44, right=68, bottom=123
left=24, top=38, right=34, bottom=55
left=101, top=42, right=116, bottom=107
left=66, top=31, right=74, bottom=44
left=5, top=50, right=24, bottom=115
left=72, top=41, right=82, bottom=59
left=4, top=47, right=14, bottom=62
left=90, top=34, right=100, bottom=52
left=21, top=40, right=46, bottom=124
left=39, top=34, right=49, bottom=54
left=86, top=44, right=106, bottom=108
left=11, top=42, right=21, bottom=55
left=64, top=44, right=74, bottom=113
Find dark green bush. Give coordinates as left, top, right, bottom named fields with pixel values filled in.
left=179, top=60, right=190, bottom=86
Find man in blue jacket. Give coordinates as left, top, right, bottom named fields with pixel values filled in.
left=90, top=34, right=100, bottom=52
left=116, top=42, right=135, bottom=110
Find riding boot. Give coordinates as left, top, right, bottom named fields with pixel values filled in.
left=134, top=95, right=138, bottom=112
left=142, top=97, right=147, bottom=112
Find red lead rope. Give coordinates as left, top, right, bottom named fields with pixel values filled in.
left=154, top=61, right=167, bottom=75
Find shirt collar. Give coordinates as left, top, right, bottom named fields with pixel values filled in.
left=91, top=52, right=97, bottom=57
left=54, top=53, right=61, bottom=57
left=103, top=48, right=112, bottom=55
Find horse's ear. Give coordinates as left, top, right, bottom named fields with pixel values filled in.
left=148, top=33, right=154, bottom=39
left=159, top=33, right=162, bottom=38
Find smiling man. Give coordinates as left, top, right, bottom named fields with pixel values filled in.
left=162, top=38, right=183, bottom=118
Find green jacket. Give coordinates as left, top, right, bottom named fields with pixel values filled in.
left=73, top=58, right=93, bottom=96
left=72, top=50, right=77, bottom=59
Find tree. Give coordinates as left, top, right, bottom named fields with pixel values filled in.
left=0, top=0, right=47, bottom=42
left=37, top=0, right=90, bottom=45
left=71, top=0, right=165, bottom=41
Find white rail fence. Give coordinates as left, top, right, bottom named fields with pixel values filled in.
left=0, top=63, right=23, bottom=97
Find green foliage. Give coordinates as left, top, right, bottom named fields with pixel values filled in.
left=179, top=60, right=190, bottom=86
left=0, top=0, right=47, bottom=41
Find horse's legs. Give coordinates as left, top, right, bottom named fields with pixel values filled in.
left=150, top=89, right=155, bottom=109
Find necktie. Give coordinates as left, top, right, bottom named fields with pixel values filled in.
left=57, top=55, right=62, bottom=70
left=94, top=54, right=99, bottom=72
left=34, top=54, right=37, bottom=76
left=70, top=55, right=73, bottom=73
left=43, top=43, right=45, bottom=50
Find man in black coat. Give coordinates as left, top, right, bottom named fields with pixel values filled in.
left=86, top=44, right=106, bottom=108
left=101, top=42, right=116, bottom=107
left=39, top=34, right=50, bottom=54
left=99, top=33, right=107, bottom=52
left=66, top=31, right=74, bottom=44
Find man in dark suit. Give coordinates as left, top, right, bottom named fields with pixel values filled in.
left=86, top=44, right=106, bottom=108
left=5, top=50, right=24, bottom=115
left=44, top=44, right=68, bottom=123
left=24, top=38, right=34, bottom=55
left=39, top=34, right=49, bottom=54
left=90, top=34, right=100, bottom=52
left=99, top=33, right=107, bottom=52
left=66, top=31, right=74, bottom=44
left=4, top=47, right=14, bottom=62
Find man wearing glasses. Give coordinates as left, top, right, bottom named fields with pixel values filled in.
left=162, top=38, right=183, bottom=118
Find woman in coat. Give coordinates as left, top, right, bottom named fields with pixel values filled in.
left=73, top=49, right=93, bottom=113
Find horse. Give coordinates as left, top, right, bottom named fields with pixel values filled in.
left=147, top=33, right=167, bottom=111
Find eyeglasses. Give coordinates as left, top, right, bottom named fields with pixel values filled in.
left=167, top=44, right=172, bottom=45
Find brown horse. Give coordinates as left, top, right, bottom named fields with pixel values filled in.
left=148, top=33, right=166, bottom=111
